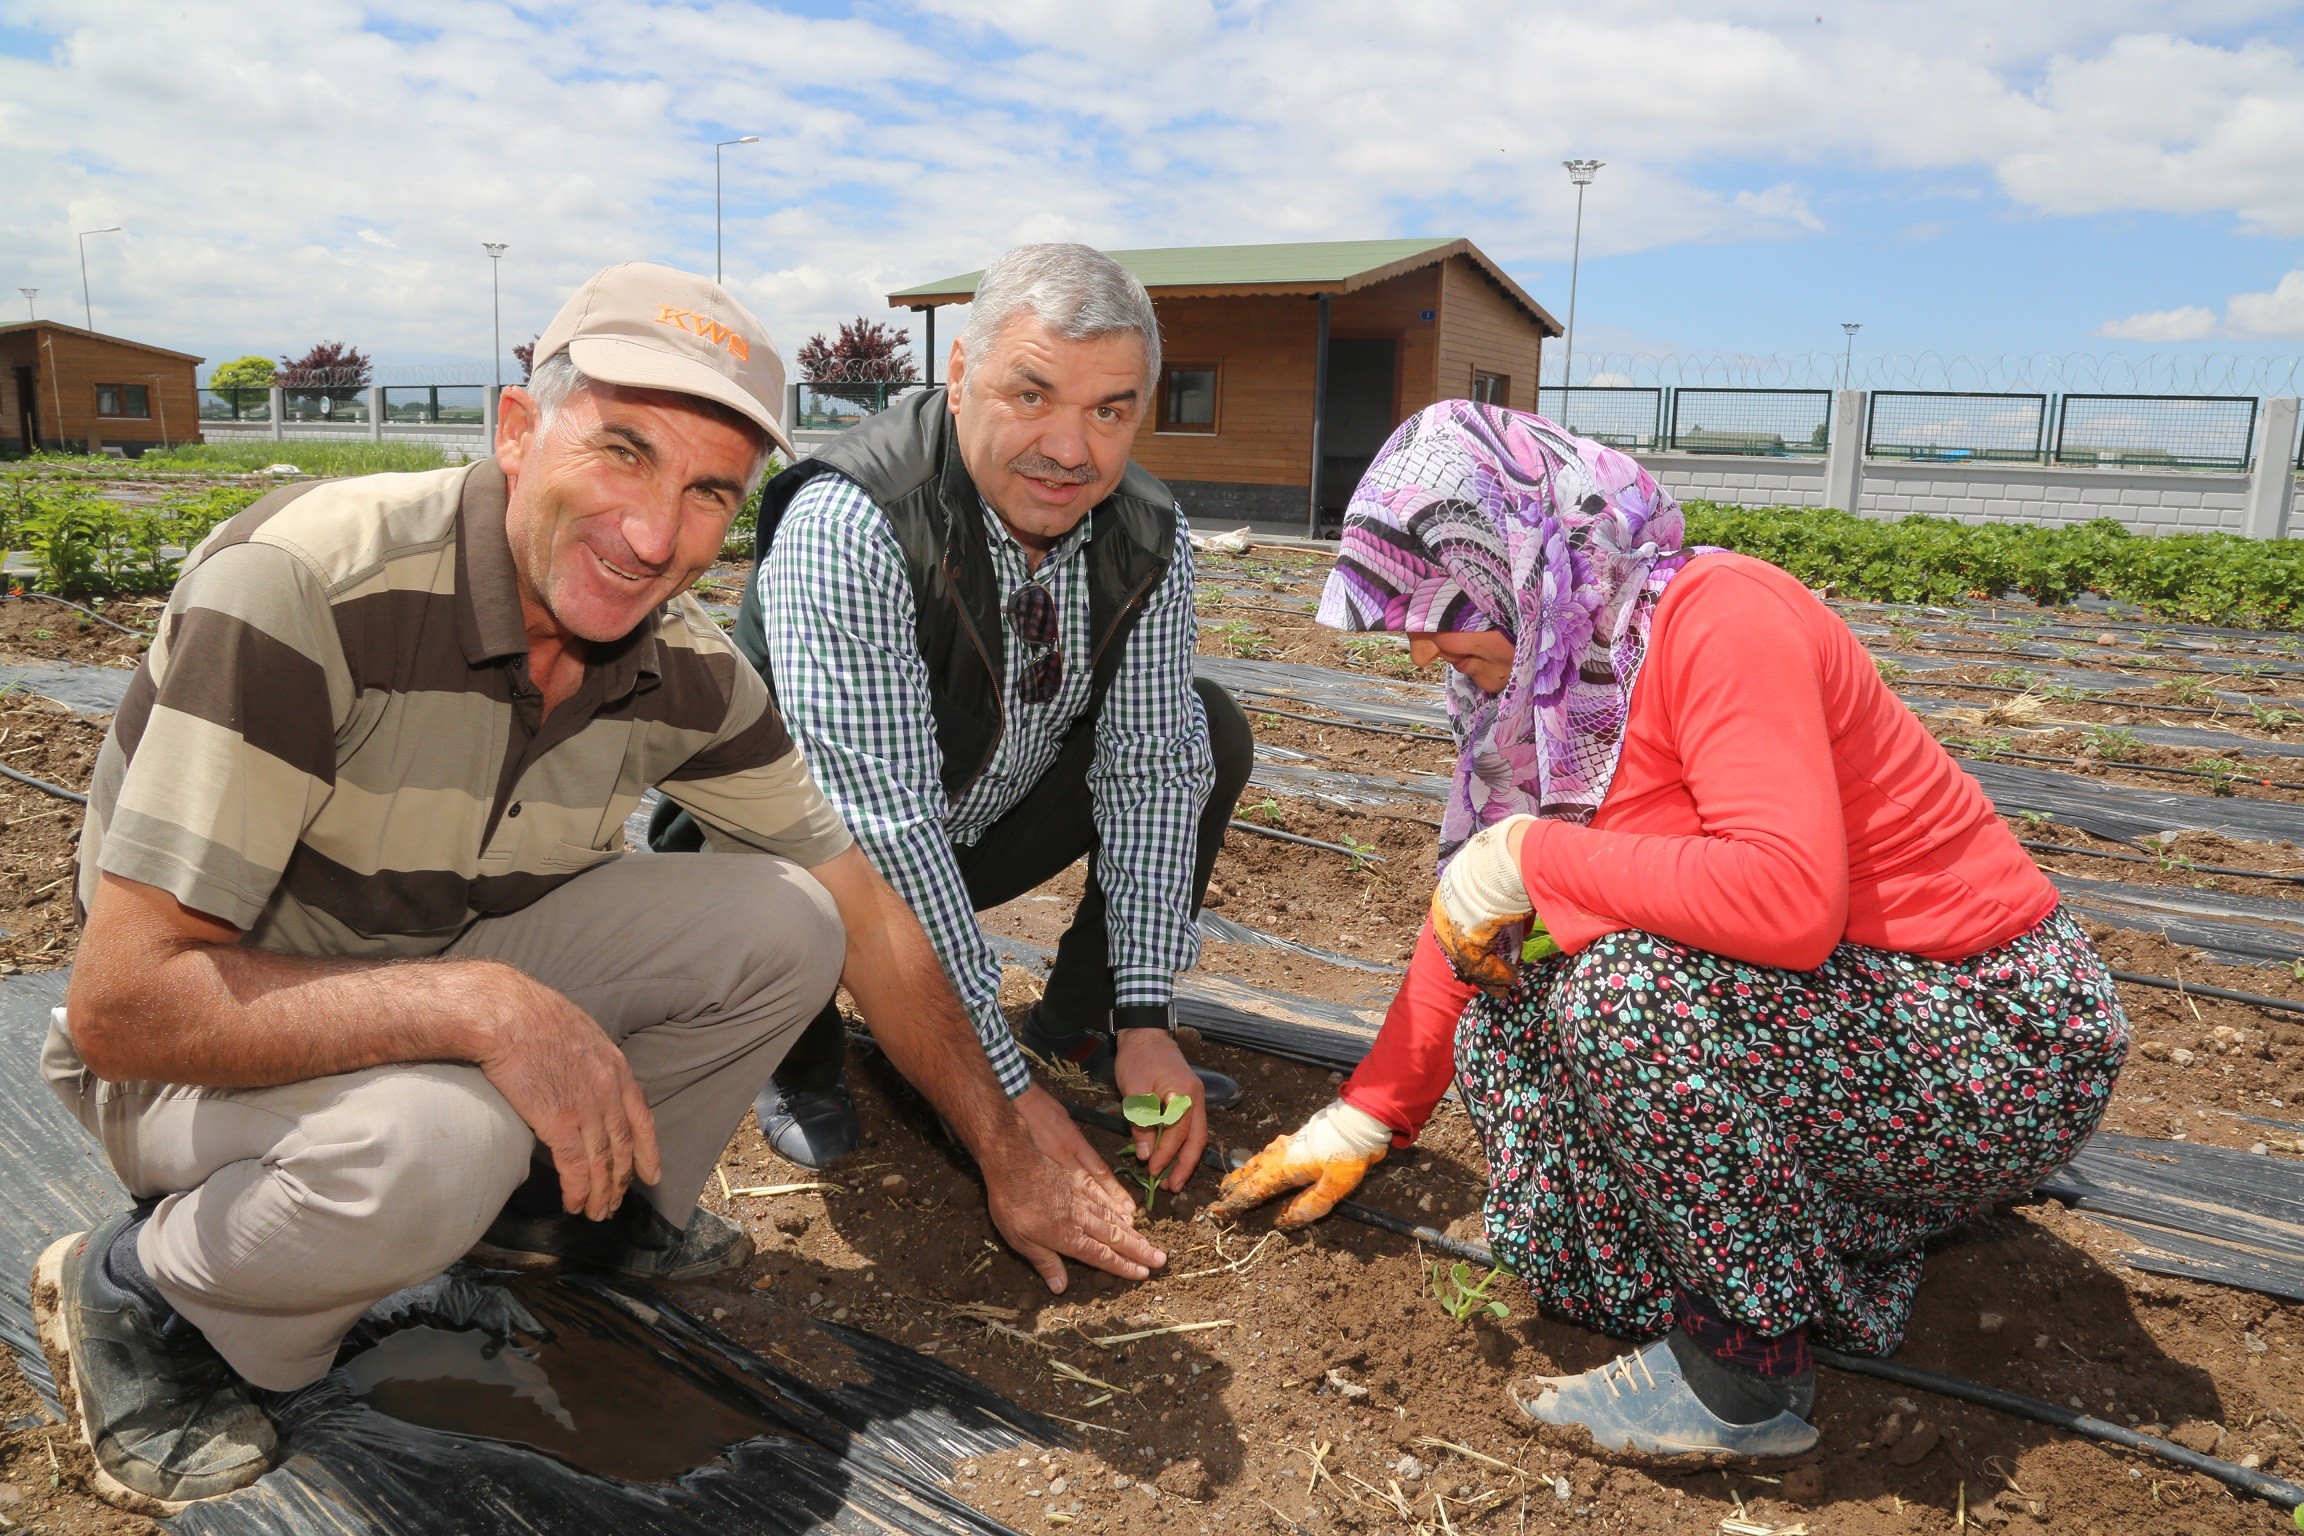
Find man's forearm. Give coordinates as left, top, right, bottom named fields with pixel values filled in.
left=809, top=848, right=1033, bottom=1170
left=68, top=874, right=512, bottom=1087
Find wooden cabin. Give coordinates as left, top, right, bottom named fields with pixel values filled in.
left=0, top=321, right=203, bottom=458
left=888, top=238, right=1560, bottom=531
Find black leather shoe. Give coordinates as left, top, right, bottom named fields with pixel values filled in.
left=755, top=1082, right=861, bottom=1170
left=471, top=1198, right=752, bottom=1281
left=1016, top=1006, right=1245, bottom=1110
left=32, top=1211, right=277, bottom=1513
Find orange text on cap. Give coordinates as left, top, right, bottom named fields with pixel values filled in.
left=653, top=305, right=751, bottom=362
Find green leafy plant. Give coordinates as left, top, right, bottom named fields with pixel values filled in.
left=1430, top=1260, right=1510, bottom=1325
left=2081, top=726, right=2141, bottom=762
left=1242, top=797, right=1283, bottom=825
left=1681, top=502, right=2304, bottom=630
left=2195, top=756, right=2241, bottom=797
left=1341, top=835, right=1380, bottom=872
left=1873, top=657, right=1907, bottom=684
left=2251, top=703, right=2296, bottom=733
left=1117, top=1092, right=1193, bottom=1215
left=2159, top=677, right=2216, bottom=706
left=1988, top=668, right=2039, bottom=690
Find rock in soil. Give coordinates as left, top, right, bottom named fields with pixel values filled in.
left=1888, top=1417, right=1940, bottom=1466
left=1155, top=1459, right=1209, bottom=1499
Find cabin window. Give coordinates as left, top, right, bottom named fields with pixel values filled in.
left=1157, top=364, right=1219, bottom=433
left=95, top=383, right=151, bottom=419
left=1471, top=371, right=1509, bottom=406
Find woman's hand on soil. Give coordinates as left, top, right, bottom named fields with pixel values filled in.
left=1114, top=1029, right=1208, bottom=1191
left=1015, top=1084, right=1137, bottom=1219
left=983, top=1143, right=1167, bottom=1294
left=1208, top=1098, right=1392, bottom=1229
left=1431, top=814, right=1537, bottom=994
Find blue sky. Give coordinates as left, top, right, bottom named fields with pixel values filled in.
left=4, top=1, right=2302, bottom=384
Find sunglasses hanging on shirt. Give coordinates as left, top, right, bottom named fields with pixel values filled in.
left=1007, top=582, right=1065, bottom=705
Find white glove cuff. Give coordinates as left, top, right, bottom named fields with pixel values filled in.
left=1294, top=1098, right=1396, bottom=1162
left=1449, top=815, right=1536, bottom=913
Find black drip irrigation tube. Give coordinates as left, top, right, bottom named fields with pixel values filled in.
left=1227, top=819, right=1384, bottom=863
left=2108, top=967, right=2304, bottom=1017
left=1971, top=745, right=2304, bottom=795
left=1065, top=1112, right=2304, bottom=1513
left=0, top=762, right=87, bottom=806
left=2019, top=838, right=2304, bottom=886
left=1243, top=699, right=1449, bottom=742
left=7, top=589, right=151, bottom=639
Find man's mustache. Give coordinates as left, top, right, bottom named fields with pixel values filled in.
left=1008, top=453, right=1097, bottom=485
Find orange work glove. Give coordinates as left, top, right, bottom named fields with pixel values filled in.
left=1429, top=814, right=1537, bottom=995
left=1208, top=1099, right=1394, bottom=1228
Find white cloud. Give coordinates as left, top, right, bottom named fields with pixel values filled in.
left=6, top=1, right=2304, bottom=369
left=2225, top=271, right=2304, bottom=339
left=2098, top=306, right=2221, bottom=341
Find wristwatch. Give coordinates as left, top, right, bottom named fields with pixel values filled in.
left=1111, top=1003, right=1177, bottom=1035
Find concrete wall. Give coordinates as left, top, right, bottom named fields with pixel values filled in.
left=1639, top=450, right=2299, bottom=538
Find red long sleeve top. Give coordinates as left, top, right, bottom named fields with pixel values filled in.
left=1339, top=552, right=2059, bottom=1144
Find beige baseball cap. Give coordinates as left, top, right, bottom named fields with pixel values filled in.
left=532, top=262, right=793, bottom=457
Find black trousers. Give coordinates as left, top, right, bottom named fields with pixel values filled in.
left=772, top=677, right=1255, bottom=1093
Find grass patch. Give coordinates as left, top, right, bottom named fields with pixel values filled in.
left=140, top=441, right=460, bottom=476
left=1683, top=501, right=2304, bottom=630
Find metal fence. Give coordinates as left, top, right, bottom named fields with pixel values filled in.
left=199, top=387, right=272, bottom=422
left=794, top=379, right=924, bottom=431
left=1535, top=386, right=1664, bottom=452
left=1866, top=391, right=2048, bottom=464
left=1666, top=388, right=1833, bottom=457
left=2052, top=395, right=2257, bottom=472
left=383, top=386, right=484, bottom=424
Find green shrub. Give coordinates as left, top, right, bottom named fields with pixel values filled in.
left=1682, top=502, right=2304, bottom=630
left=206, top=356, right=276, bottom=393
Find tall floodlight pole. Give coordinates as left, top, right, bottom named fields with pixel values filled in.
left=1559, top=162, right=1602, bottom=396
left=1840, top=322, right=1862, bottom=390
left=715, top=136, right=760, bottom=284
left=483, top=243, right=509, bottom=396
left=77, top=226, right=123, bottom=330
left=17, top=289, right=33, bottom=320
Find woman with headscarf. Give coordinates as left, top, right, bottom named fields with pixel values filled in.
left=1209, top=401, right=2127, bottom=1458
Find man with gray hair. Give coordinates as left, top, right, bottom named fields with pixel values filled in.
left=36, top=261, right=1162, bottom=1513
left=712, top=242, right=1253, bottom=1192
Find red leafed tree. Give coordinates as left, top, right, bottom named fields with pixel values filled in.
left=513, top=336, right=538, bottom=382
left=277, top=341, right=373, bottom=400
left=796, top=318, right=917, bottom=406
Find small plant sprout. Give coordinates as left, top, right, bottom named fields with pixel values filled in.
left=1342, top=835, right=1380, bottom=872
left=1119, top=1092, right=1194, bottom=1215
left=1430, top=1260, right=1510, bottom=1325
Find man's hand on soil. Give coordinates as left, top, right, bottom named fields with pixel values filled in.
left=1114, top=1029, right=1208, bottom=1191
left=983, top=1142, right=1167, bottom=1294
left=1015, top=1085, right=1137, bottom=1219
left=471, top=969, right=660, bottom=1221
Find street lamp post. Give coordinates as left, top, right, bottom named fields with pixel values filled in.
left=77, top=227, right=123, bottom=330
left=1840, top=322, right=1862, bottom=391
left=1559, top=161, right=1602, bottom=398
left=483, top=243, right=509, bottom=397
left=17, top=289, right=33, bottom=321
left=715, top=136, right=760, bottom=284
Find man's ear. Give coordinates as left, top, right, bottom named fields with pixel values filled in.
left=495, top=386, right=542, bottom=480
left=944, top=337, right=966, bottom=416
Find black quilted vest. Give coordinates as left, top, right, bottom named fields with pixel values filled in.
left=733, top=386, right=1178, bottom=802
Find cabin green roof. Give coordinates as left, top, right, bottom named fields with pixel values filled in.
left=888, top=238, right=1558, bottom=334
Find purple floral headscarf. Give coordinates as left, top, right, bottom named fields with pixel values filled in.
left=1315, top=401, right=1695, bottom=869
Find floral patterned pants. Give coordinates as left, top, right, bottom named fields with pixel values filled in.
left=1457, top=906, right=2127, bottom=1355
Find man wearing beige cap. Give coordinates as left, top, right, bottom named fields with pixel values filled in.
left=32, top=262, right=1163, bottom=1513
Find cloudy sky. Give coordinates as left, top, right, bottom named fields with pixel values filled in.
left=4, top=1, right=2302, bottom=381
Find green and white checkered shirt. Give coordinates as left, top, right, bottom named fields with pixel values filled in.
left=762, top=473, right=1212, bottom=1096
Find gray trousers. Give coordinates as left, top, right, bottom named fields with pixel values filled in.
left=43, top=853, right=843, bottom=1390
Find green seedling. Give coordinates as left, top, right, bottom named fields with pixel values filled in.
left=1119, top=1092, right=1194, bottom=1215
left=1341, top=835, right=1380, bottom=872
left=1243, top=796, right=1283, bottom=825
left=1988, top=668, right=2039, bottom=690
left=1873, top=658, right=1908, bottom=684
left=1430, top=1260, right=1510, bottom=1325
left=2250, top=703, right=2295, bottom=733
left=2196, top=756, right=2241, bottom=797
left=2081, top=726, right=2140, bottom=762
left=2159, top=677, right=2216, bottom=706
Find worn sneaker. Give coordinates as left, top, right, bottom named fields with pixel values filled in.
left=472, top=1199, right=753, bottom=1282
left=755, top=1082, right=862, bottom=1170
left=30, top=1212, right=277, bottom=1513
left=1015, top=1005, right=1245, bottom=1110
left=1510, top=1337, right=1820, bottom=1459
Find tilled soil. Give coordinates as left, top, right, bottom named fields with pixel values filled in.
left=14, top=549, right=2304, bottom=1531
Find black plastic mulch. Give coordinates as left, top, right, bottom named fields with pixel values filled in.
left=0, top=973, right=1061, bottom=1536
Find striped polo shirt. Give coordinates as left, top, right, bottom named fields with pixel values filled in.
left=77, top=460, right=851, bottom=957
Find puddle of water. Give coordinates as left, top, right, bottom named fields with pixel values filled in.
left=341, top=1281, right=787, bottom=1483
